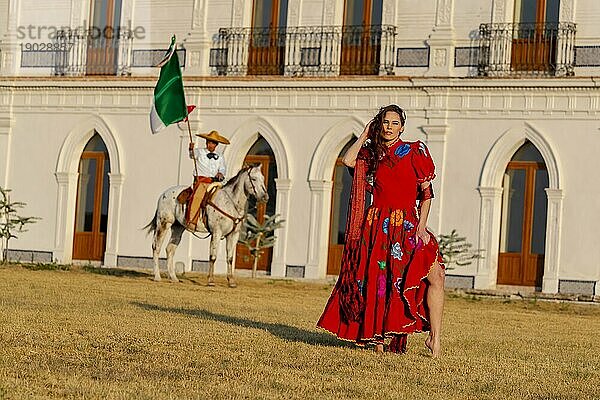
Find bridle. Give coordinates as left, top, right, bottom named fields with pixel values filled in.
left=206, top=167, right=263, bottom=234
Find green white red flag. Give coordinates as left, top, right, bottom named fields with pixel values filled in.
left=149, top=35, right=188, bottom=134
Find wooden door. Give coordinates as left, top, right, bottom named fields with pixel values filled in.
left=73, top=151, right=109, bottom=261
left=87, top=0, right=122, bottom=75
left=327, top=160, right=353, bottom=275
left=235, top=155, right=274, bottom=271
left=247, top=0, right=288, bottom=75
left=340, top=0, right=383, bottom=75
left=498, top=160, right=548, bottom=287
left=511, top=0, right=560, bottom=72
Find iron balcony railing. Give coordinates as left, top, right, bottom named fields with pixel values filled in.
left=210, top=25, right=396, bottom=76
left=52, top=28, right=133, bottom=76
left=478, top=22, right=576, bottom=77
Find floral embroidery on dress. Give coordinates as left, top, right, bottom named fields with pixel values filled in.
left=366, top=207, right=379, bottom=225
left=418, top=141, right=427, bottom=154
left=394, top=277, right=403, bottom=295
left=395, top=143, right=411, bottom=158
left=391, top=242, right=403, bottom=260
left=408, top=235, right=424, bottom=251
left=403, top=220, right=414, bottom=231
left=377, top=260, right=386, bottom=270
left=377, top=274, right=387, bottom=298
left=389, top=209, right=404, bottom=226
left=382, top=218, right=389, bottom=234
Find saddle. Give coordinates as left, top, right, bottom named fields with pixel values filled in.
left=178, top=179, right=222, bottom=232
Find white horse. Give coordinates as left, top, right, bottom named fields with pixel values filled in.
left=144, top=165, right=269, bottom=287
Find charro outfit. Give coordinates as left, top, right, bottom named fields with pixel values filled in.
left=191, top=147, right=226, bottom=181
left=186, top=130, right=230, bottom=230
left=317, top=140, right=444, bottom=352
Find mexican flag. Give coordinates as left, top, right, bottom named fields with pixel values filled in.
left=149, top=36, right=188, bottom=134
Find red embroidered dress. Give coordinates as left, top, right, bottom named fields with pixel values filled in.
left=317, top=140, right=443, bottom=347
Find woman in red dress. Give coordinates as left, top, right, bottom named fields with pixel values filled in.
left=317, top=105, right=445, bottom=357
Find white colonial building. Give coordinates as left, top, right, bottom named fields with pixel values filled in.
left=1, top=0, right=599, bottom=296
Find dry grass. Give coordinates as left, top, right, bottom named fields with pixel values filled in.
left=0, top=264, right=599, bottom=400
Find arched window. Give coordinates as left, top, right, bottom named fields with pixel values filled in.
left=235, top=135, right=278, bottom=272
left=327, top=139, right=355, bottom=275
left=73, top=132, right=111, bottom=261
left=498, top=140, right=548, bottom=287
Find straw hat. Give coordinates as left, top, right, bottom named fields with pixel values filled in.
left=196, top=130, right=230, bottom=145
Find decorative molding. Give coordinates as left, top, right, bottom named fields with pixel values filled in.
left=477, top=124, right=563, bottom=293
left=288, top=0, right=301, bottom=26
left=436, top=0, right=453, bottom=26
left=306, top=179, right=333, bottom=279
left=559, top=0, right=576, bottom=22
left=232, top=0, right=244, bottom=27
left=323, top=0, right=336, bottom=25
left=308, top=116, right=363, bottom=181
left=54, top=115, right=124, bottom=266
left=381, top=0, right=396, bottom=26
left=491, top=0, right=507, bottom=23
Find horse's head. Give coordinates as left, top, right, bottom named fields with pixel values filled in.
left=244, top=165, right=269, bottom=203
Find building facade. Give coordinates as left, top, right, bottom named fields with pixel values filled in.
left=1, top=0, right=599, bottom=295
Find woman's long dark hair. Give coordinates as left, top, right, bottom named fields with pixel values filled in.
left=365, top=104, right=406, bottom=174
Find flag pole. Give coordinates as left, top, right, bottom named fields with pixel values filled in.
left=186, top=118, right=199, bottom=177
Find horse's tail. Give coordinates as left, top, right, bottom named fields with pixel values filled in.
left=143, top=211, right=158, bottom=235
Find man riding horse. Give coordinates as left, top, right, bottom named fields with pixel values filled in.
left=183, top=130, right=230, bottom=231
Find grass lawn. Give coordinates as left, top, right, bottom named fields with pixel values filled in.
left=0, top=264, right=599, bottom=400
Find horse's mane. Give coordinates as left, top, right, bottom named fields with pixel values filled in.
left=223, top=166, right=252, bottom=189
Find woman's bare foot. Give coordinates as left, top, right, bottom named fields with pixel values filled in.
left=375, top=343, right=384, bottom=354
left=425, top=334, right=441, bottom=358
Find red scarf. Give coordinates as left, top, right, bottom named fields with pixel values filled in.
left=336, top=151, right=370, bottom=323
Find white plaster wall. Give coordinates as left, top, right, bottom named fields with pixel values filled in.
left=395, top=2, right=436, bottom=46
left=573, top=0, right=600, bottom=44
left=452, top=0, right=492, bottom=46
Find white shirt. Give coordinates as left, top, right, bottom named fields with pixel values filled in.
left=192, top=147, right=226, bottom=178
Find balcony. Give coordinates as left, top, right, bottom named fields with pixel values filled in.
left=478, top=22, right=576, bottom=77
left=210, top=25, right=396, bottom=77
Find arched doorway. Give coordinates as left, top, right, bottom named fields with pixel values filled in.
left=498, top=140, right=548, bottom=287
left=72, top=132, right=110, bottom=261
left=235, top=135, right=278, bottom=272
left=326, top=140, right=355, bottom=275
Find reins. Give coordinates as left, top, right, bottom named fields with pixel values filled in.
left=201, top=167, right=261, bottom=237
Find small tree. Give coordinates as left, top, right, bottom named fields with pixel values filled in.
left=0, top=187, right=39, bottom=263
left=437, top=229, right=484, bottom=270
left=238, top=213, right=285, bottom=278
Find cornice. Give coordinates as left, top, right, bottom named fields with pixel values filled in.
left=2, top=76, right=600, bottom=91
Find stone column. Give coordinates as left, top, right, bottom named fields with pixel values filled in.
left=53, top=172, right=78, bottom=264
left=0, top=112, right=14, bottom=187
left=420, top=124, right=448, bottom=234
left=542, top=188, right=564, bottom=294
left=103, top=173, right=124, bottom=267
left=270, top=178, right=292, bottom=277
left=0, top=0, right=22, bottom=76
left=425, top=0, right=455, bottom=77
left=474, top=186, right=503, bottom=289
left=305, top=180, right=333, bottom=279
left=183, top=0, right=211, bottom=76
